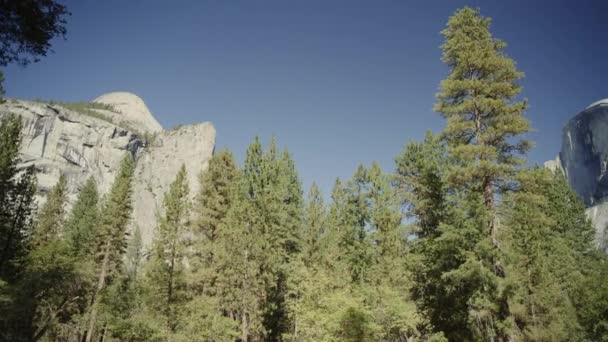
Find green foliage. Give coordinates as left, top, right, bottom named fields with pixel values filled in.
left=32, top=175, right=68, bottom=247
left=0, top=115, right=38, bottom=282
left=84, top=154, right=135, bottom=342
left=1, top=6, right=607, bottom=342
left=500, top=169, right=583, bottom=340
left=64, top=177, right=99, bottom=257
left=190, top=149, right=239, bottom=298
left=436, top=7, right=530, bottom=198
left=0, top=0, right=69, bottom=67
left=145, top=164, right=190, bottom=332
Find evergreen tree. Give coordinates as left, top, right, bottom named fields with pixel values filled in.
left=338, top=165, right=373, bottom=284
left=394, top=131, right=448, bottom=240
left=213, top=136, right=304, bottom=341
left=32, top=175, right=67, bottom=247
left=102, top=226, right=158, bottom=342
left=502, top=169, right=608, bottom=341
left=64, top=177, right=99, bottom=257
left=412, top=7, right=532, bottom=339
left=214, top=178, right=265, bottom=341
left=145, top=164, right=190, bottom=333
left=191, top=149, right=238, bottom=295
left=15, top=175, right=83, bottom=342
left=436, top=6, right=530, bottom=215
left=0, top=165, right=37, bottom=282
left=84, top=155, right=135, bottom=342
left=301, top=182, right=325, bottom=266
left=0, top=114, right=37, bottom=281
left=0, top=114, right=22, bottom=193
left=500, top=169, right=582, bottom=340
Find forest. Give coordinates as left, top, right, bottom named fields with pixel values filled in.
left=0, top=6, right=607, bottom=342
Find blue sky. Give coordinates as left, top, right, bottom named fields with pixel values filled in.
left=4, top=0, right=608, bottom=196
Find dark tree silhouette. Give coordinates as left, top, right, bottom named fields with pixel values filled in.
left=0, top=0, right=69, bottom=66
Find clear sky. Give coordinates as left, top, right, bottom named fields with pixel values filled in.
left=4, top=0, right=608, bottom=196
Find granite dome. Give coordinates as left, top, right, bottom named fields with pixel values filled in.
left=93, top=92, right=163, bottom=133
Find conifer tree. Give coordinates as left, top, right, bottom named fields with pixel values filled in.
left=436, top=6, right=530, bottom=216
left=0, top=114, right=37, bottom=281
left=301, top=182, right=325, bottom=265
left=18, top=175, right=84, bottom=342
left=32, top=175, right=67, bottom=247
left=191, top=149, right=238, bottom=295
left=336, top=165, right=372, bottom=284
left=64, top=177, right=99, bottom=257
left=214, top=178, right=265, bottom=341
left=394, top=131, right=448, bottom=240
left=101, top=225, right=159, bottom=342
left=196, top=149, right=238, bottom=244
left=145, top=164, right=190, bottom=333
left=0, top=115, right=37, bottom=342
left=322, top=178, right=352, bottom=281
left=426, top=7, right=531, bottom=339
left=212, top=137, right=304, bottom=340
left=84, top=155, right=135, bottom=342
left=0, top=114, right=22, bottom=198
left=501, top=168, right=582, bottom=340
left=502, top=169, right=608, bottom=341
left=0, top=165, right=36, bottom=282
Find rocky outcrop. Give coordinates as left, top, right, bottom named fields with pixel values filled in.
left=93, top=92, right=163, bottom=134
left=559, top=99, right=608, bottom=207
left=548, top=99, right=608, bottom=247
left=133, top=123, right=215, bottom=246
left=0, top=99, right=144, bottom=201
left=0, top=93, right=215, bottom=247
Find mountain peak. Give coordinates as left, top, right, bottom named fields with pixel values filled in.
left=93, top=92, right=163, bottom=133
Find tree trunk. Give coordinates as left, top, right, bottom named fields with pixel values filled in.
left=85, top=244, right=110, bottom=342
left=241, top=311, right=249, bottom=342
left=167, top=241, right=176, bottom=331
left=33, top=295, right=76, bottom=341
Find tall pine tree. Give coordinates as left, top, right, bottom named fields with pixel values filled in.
left=64, top=177, right=99, bottom=258
left=0, top=114, right=37, bottom=282
left=84, top=155, right=135, bottom=342
left=145, top=164, right=190, bottom=334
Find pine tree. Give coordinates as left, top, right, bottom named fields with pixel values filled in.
left=214, top=179, right=265, bottom=341
left=0, top=115, right=37, bottom=341
left=301, top=182, right=325, bottom=266
left=145, top=164, right=190, bottom=333
left=32, top=175, right=67, bottom=248
left=0, top=114, right=37, bottom=281
left=423, top=7, right=532, bottom=339
left=394, top=131, right=448, bottom=240
left=191, top=149, right=238, bottom=295
left=502, top=169, right=608, bottom=341
left=102, top=226, right=158, bottom=342
left=336, top=165, right=373, bottom=285
left=436, top=6, right=530, bottom=215
left=64, top=177, right=99, bottom=257
left=84, top=155, right=135, bottom=342
left=0, top=166, right=37, bottom=282
left=212, top=137, right=304, bottom=341
left=16, top=175, right=84, bottom=342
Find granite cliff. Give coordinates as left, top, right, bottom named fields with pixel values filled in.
left=545, top=99, right=608, bottom=247
left=0, top=93, right=215, bottom=246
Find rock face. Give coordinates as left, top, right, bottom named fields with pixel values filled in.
left=93, top=92, right=163, bottom=134
left=549, top=99, right=608, bottom=246
left=133, top=123, right=215, bottom=246
left=559, top=99, right=608, bottom=206
left=0, top=93, right=215, bottom=247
